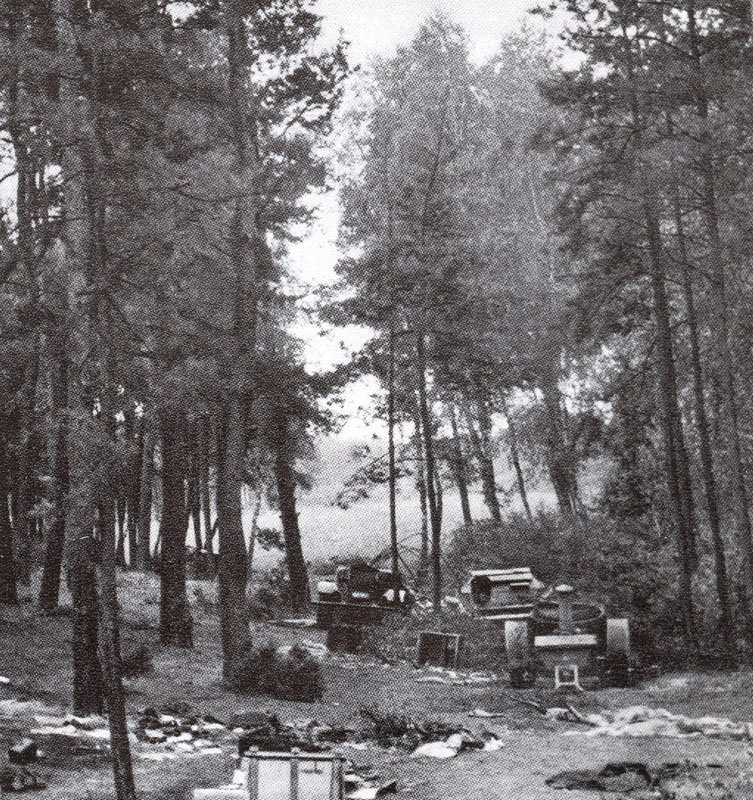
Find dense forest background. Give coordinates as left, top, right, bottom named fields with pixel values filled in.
left=3, top=0, right=753, bottom=796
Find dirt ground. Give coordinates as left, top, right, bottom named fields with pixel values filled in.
left=2, top=573, right=753, bottom=799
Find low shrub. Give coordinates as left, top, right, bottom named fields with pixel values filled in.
left=228, top=642, right=323, bottom=702
left=121, top=644, right=152, bottom=678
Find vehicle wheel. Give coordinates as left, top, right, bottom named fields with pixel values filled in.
left=505, top=621, right=535, bottom=688
left=604, top=618, right=631, bottom=687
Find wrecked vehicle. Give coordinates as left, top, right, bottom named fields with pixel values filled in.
left=463, top=568, right=632, bottom=689
left=505, top=583, right=633, bottom=690
left=465, top=567, right=545, bottom=622
left=314, top=564, right=414, bottom=629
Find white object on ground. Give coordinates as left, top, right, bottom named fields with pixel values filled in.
left=572, top=705, right=753, bottom=740
left=483, top=738, right=504, bottom=752
left=0, top=676, right=10, bottom=685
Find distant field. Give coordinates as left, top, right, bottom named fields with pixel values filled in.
left=247, top=435, right=607, bottom=574
left=144, top=433, right=605, bottom=575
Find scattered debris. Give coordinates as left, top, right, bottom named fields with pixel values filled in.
left=0, top=766, right=46, bottom=793
left=137, top=706, right=231, bottom=755
left=414, top=667, right=498, bottom=686
left=8, top=739, right=38, bottom=765
left=416, top=632, right=463, bottom=669
left=547, top=762, right=652, bottom=792
left=570, top=706, right=753, bottom=740
left=271, top=618, right=318, bottom=628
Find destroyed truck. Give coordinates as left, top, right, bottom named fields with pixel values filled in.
left=465, top=568, right=633, bottom=689
left=314, top=563, right=414, bottom=629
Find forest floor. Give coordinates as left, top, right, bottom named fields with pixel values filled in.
left=1, top=572, right=753, bottom=799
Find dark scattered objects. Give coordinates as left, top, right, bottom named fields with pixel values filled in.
left=358, top=706, right=483, bottom=752
left=8, top=739, right=38, bottom=765
left=0, top=766, right=46, bottom=792
left=236, top=714, right=327, bottom=755
left=121, top=644, right=152, bottom=678
left=327, top=623, right=363, bottom=653
left=229, top=711, right=270, bottom=729
left=416, top=632, right=463, bottom=669
left=546, top=761, right=708, bottom=792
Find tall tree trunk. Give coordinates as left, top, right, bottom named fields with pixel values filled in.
left=215, top=0, right=259, bottom=676
left=387, top=326, right=400, bottom=594
left=673, top=185, right=736, bottom=661
left=136, top=415, right=155, bottom=570
left=274, top=419, right=309, bottom=612
left=189, top=421, right=202, bottom=553
left=39, top=345, right=68, bottom=611
left=411, top=397, right=429, bottom=576
left=158, top=411, right=193, bottom=648
left=685, top=0, right=753, bottom=632
left=8, top=11, right=40, bottom=586
left=200, top=416, right=213, bottom=555
left=416, top=334, right=442, bottom=610
left=66, top=410, right=104, bottom=716
left=644, top=198, right=698, bottom=647
left=217, top=402, right=251, bottom=676
left=501, top=394, right=533, bottom=521
left=126, top=411, right=141, bottom=569
left=448, top=403, right=472, bottom=528
left=462, top=399, right=501, bottom=521
left=15, top=343, right=40, bottom=586
left=0, top=439, right=17, bottom=604
left=54, top=0, right=104, bottom=714
left=115, top=495, right=126, bottom=568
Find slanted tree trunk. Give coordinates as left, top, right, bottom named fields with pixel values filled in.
left=158, top=411, right=193, bottom=648
left=274, top=419, right=309, bottom=612
left=462, top=399, right=501, bottom=522
left=539, top=367, right=579, bottom=516
left=416, top=334, right=442, bottom=610
left=39, top=345, right=68, bottom=611
left=673, top=184, right=735, bottom=661
left=501, top=394, right=533, bottom=521
left=448, top=404, right=472, bottom=528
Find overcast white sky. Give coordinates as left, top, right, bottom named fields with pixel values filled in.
left=316, top=0, right=548, bottom=65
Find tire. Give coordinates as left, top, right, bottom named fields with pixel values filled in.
left=505, top=621, right=535, bottom=688
left=604, top=618, right=631, bottom=687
